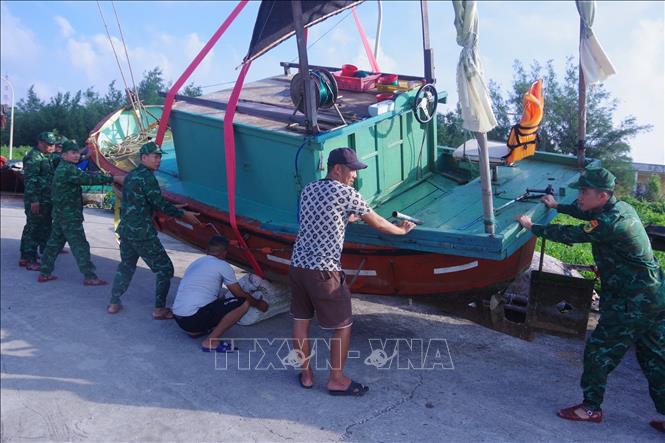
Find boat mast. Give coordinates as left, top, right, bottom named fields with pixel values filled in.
left=420, top=0, right=435, bottom=84
left=577, top=17, right=587, bottom=170
left=292, top=0, right=319, bottom=134
left=374, top=1, right=383, bottom=66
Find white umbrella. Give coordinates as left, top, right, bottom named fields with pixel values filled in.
left=576, top=0, right=616, bottom=85
left=452, top=0, right=497, bottom=235
left=575, top=0, right=616, bottom=168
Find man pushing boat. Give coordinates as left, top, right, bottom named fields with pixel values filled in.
left=290, top=147, right=416, bottom=396
left=516, top=167, right=664, bottom=432
left=108, top=141, right=201, bottom=319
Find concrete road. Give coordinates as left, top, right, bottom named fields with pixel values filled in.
left=1, top=195, right=660, bottom=442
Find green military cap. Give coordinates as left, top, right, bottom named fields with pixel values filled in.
left=61, top=140, right=81, bottom=153
left=570, top=167, right=616, bottom=191
left=56, top=135, right=69, bottom=145
left=38, top=131, right=58, bottom=144
left=139, top=141, right=164, bottom=156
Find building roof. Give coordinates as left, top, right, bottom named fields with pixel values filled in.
left=632, top=162, right=665, bottom=174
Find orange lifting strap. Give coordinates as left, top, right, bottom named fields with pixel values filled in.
left=503, top=79, right=544, bottom=165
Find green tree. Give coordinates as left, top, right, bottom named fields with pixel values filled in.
left=439, top=57, right=651, bottom=192
left=103, top=80, right=124, bottom=110
left=645, top=174, right=663, bottom=202
left=138, top=67, right=167, bottom=105
left=2, top=68, right=199, bottom=147
left=436, top=103, right=465, bottom=148
left=182, top=82, right=202, bottom=97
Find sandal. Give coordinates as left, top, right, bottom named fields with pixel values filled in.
left=26, top=262, right=41, bottom=271
left=329, top=380, right=369, bottom=397
left=201, top=341, right=238, bottom=353
left=18, top=259, right=28, bottom=267
left=107, top=303, right=123, bottom=315
left=37, top=275, right=57, bottom=283
left=152, top=308, right=175, bottom=320
left=556, top=404, right=602, bottom=423
left=650, top=420, right=665, bottom=433
left=84, top=278, right=108, bottom=286
left=299, top=373, right=313, bottom=389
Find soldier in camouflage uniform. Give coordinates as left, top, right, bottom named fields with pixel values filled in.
left=20, top=132, right=57, bottom=269
left=108, top=142, right=200, bottom=319
left=516, top=167, right=665, bottom=431
left=38, top=140, right=123, bottom=285
left=51, top=135, right=67, bottom=170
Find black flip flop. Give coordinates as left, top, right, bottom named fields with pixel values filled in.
left=328, top=381, right=368, bottom=397
left=299, top=373, right=313, bottom=389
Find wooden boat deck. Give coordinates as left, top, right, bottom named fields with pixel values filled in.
left=172, top=75, right=388, bottom=133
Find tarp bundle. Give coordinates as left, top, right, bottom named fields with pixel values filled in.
left=576, top=0, right=616, bottom=84
left=452, top=0, right=496, bottom=133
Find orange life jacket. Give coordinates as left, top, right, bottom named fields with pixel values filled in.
left=503, top=79, right=544, bottom=165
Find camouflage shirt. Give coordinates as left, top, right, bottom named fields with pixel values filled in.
left=51, top=161, right=114, bottom=223
left=117, top=164, right=183, bottom=241
left=23, top=148, right=54, bottom=205
left=51, top=152, right=62, bottom=170
left=532, top=196, right=665, bottom=314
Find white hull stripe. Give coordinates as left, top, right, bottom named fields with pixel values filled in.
left=267, top=254, right=291, bottom=265
left=433, top=261, right=479, bottom=275
left=174, top=220, right=194, bottom=230
left=266, top=255, right=377, bottom=277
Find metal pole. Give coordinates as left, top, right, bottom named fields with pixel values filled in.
left=577, top=18, right=587, bottom=170
left=2, top=75, right=15, bottom=160
left=420, top=0, right=435, bottom=84
left=291, top=0, right=318, bottom=133
left=474, top=132, right=495, bottom=235
left=374, top=0, right=383, bottom=66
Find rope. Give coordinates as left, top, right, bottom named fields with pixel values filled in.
left=96, top=1, right=131, bottom=95
left=110, top=1, right=144, bottom=130
left=111, top=1, right=138, bottom=95
left=288, top=11, right=352, bottom=63
left=352, top=7, right=380, bottom=73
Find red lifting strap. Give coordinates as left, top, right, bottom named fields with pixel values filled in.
left=352, top=7, right=380, bottom=73
left=224, top=61, right=265, bottom=278
left=155, top=0, right=248, bottom=146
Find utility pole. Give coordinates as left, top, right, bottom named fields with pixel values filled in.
left=2, top=75, right=15, bottom=160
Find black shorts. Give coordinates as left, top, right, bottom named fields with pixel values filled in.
left=175, top=297, right=245, bottom=333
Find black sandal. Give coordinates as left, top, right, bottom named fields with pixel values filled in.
left=328, top=380, right=368, bottom=397
left=299, top=373, right=313, bottom=389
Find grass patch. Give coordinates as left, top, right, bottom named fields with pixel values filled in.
left=1, top=145, right=32, bottom=160
left=538, top=199, right=665, bottom=271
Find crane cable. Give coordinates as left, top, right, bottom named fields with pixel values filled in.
left=96, top=1, right=144, bottom=131
left=110, top=1, right=145, bottom=131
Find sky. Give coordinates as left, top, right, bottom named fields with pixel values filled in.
left=1, top=0, right=663, bottom=165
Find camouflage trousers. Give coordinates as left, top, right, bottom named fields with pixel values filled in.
left=20, top=203, right=52, bottom=262
left=39, top=220, right=97, bottom=279
left=110, top=236, right=174, bottom=308
left=582, top=311, right=665, bottom=413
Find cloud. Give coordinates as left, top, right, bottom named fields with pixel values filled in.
left=54, top=16, right=75, bottom=38
left=0, top=2, right=40, bottom=63
left=607, top=18, right=665, bottom=164
left=67, top=37, right=100, bottom=80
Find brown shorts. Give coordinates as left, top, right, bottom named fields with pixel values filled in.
left=289, top=266, right=352, bottom=330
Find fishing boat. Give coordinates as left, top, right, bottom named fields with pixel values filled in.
left=88, top=0, right=591, bottom=297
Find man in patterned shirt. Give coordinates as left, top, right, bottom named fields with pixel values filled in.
left=290, top=147, right=415, bottom=396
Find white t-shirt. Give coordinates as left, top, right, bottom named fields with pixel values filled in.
left=291, top=179, right=370, bottom=271
left=171, top=255, right=238, bottom=317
